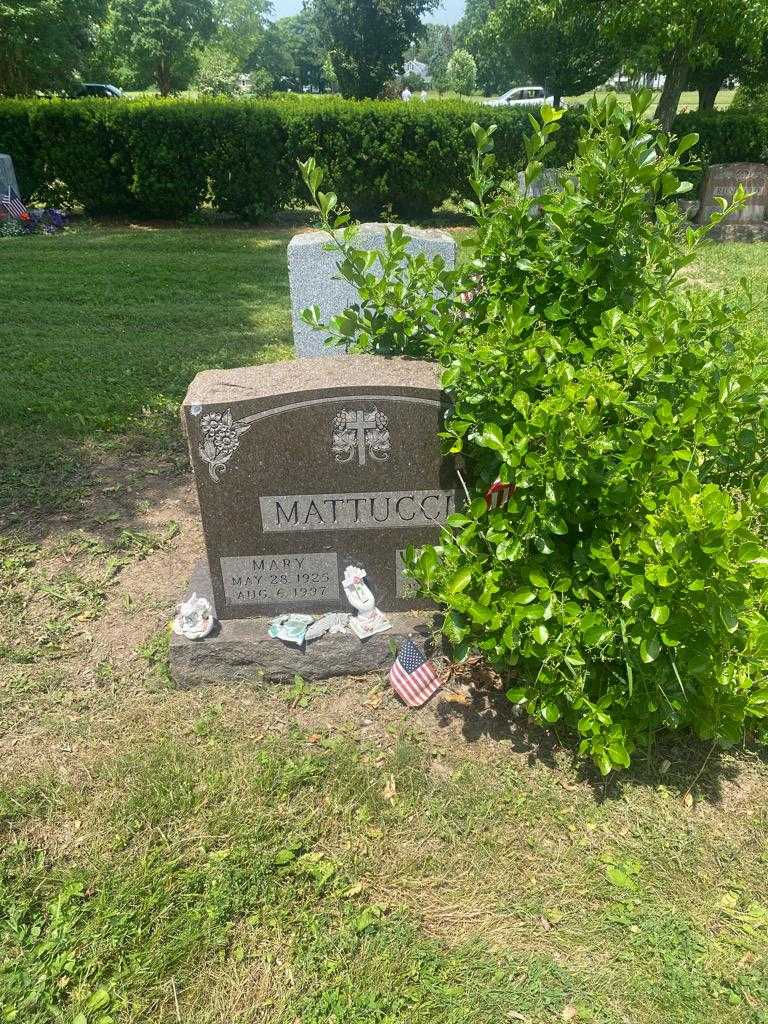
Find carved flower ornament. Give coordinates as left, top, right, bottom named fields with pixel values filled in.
left=198, top=410, right=251, bottom=482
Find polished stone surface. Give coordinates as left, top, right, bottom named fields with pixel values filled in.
left=0, top=154, right=20, bottom=197
left=182, top=355, right=458, bottom=619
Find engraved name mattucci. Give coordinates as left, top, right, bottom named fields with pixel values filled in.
left=332, top=408, right=391, bottom=466
left=260, top=489, right=457, bottom=532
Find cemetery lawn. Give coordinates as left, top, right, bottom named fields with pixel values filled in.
left=1, top=225, right=768, bottom=1024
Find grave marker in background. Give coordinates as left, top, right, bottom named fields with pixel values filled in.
left=0, top=154, right=20, bottom=197
left=696, top=162, right=768, bottom=241
left=287, top=223, right=456, bottom=358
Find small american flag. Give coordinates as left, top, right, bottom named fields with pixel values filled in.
left=389, top=638, right=441, bottom=707
left=0, top=186, right=28, bottom=220
left=484, top=478, right=516, bottom=509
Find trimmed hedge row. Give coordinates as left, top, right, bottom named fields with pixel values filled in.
left=1, top=97, right=765, bottom=220
left=673, top=109, right=768, bottom=167
left=0, top=97, right=581, bottom=219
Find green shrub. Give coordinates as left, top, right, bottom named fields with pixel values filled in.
left=672, top=109, right=768, bottom=167
left=29, top=100, right=134, bottom=213
left=301, top=92, right=768, bottom=773
left=0, top=96, right=578, bottom=219
left=0, top=94, right=765, bottom=221
left=730, top=83, right=768, bottom=110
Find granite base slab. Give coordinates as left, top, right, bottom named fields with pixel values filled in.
left=169, top=560, right=439, bottom=686
left=710, top=222, right=768, bottom=242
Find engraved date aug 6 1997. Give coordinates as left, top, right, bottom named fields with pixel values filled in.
left=219, top=552, right=340, bottom=606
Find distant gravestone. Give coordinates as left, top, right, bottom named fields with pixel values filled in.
left=517, top=167, right=567, bottom=217
left=0, top=154, right=20, bottom=197
left=516, top=167, right=564, bottom=197
left=696, top=162, right=768, bottom=241
left=171, top=355, right=459, bottom=684
left=287, top=223, right=457, bottom=358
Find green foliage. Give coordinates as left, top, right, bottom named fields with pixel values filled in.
left=194, top=45, right=241, bottom=95
left=209, top=0, right=271, bottom=65
left=445, top=48, right=477, bottom=98
left=0, top=95, right=581, bottom=217
left=476, top=0, right=619, bottom=106
left=731, top=82, right=768, bottom=111
left=2, top=94, right=766, bottom=218
left=247, top=11, right=332, bottom=92
left=104, top=0, right=214, bottom=95
left=600, top=0, right=768, bottom=128
left=673, top=109, right=768, bottom=168
left=309, top=0, right=438, bottom=99
left=301, top=91, right=768, bottom=772
left=0, top=0, right=106, bottom=96
left=244, top=67, right=274, bottom=95
left=405, top=23, right=455, bottom=95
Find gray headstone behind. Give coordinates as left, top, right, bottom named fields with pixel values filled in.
left=287, top=223, right=457, bottom=358
left=696, top=162, right=768, bottom=239
left=516, top=167, right=564, bottom=198
left=0, top=154, right=20, bottom=197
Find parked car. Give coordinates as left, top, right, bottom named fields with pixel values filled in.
left=75, top=83, right=123, bottom=98
left=487, top=85, right=553, bottom=108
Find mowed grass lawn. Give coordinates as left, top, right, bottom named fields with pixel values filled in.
left=1, top=224, right=768, bottom=1024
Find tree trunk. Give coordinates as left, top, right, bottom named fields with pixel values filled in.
left=655, top=49, right=689, bottom=131
left=552, top=93, right=562, bottom=108
left=697, top=69, right=725, bottom=111
left=157, top=58, right=171, bottom=96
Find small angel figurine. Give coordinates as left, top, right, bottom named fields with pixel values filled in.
left=172, top=592, right=215, bottom=640
left=342, top=565, right=391, bottom=639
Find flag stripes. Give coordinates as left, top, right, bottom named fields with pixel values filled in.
left=389, top=638, right=441, bottom=707
left=0, top=187, right=28, bottom=220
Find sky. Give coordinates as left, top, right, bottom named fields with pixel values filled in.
left=269, top=0, right=465, bottom=23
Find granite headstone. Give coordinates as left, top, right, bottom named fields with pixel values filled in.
left=287, top=224, right=456, bottom=359
left=172, top=355, right=458, bottom=684
left=696, top=162, right=768, bottom=241
left=516, top=167, right=564, bottom=197
left=0, top=154, right=20, bottom=197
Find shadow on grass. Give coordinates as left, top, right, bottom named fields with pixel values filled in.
left=0, top=422, right=189, bottom=541
left=434, top=674, right=763, bottom=806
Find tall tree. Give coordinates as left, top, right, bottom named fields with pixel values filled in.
left=210, top=0, right=271, bottom=65
left=309, top=0, right=437, bottom=99
left=106, top=0, right=214, bottom=94
left=476, top=0, right=619, bottom=106
left=445, top=47, right=476, bottom=96
left=247, top=12, right=330, bottom=91
left=455, top=0, right=503, bottom=93
left=0, top=0, right=106, bottom=95
left=599, top=0, right=767, bottom=128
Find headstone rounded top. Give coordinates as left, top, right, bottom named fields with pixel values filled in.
left=0, top=154, right=20, bottom=196
left=183, top=355, right=442, bottom=407
left=287, top=222, right=455, bottom=251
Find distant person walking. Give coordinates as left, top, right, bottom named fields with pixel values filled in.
left=401, top=86, right=412, bottom=101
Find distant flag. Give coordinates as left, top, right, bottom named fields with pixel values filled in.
left=484, top=478, right=516, bottom=510
left=389, top=638, right=442, bottom=708
left=0, top=186, right=28, bottom=220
